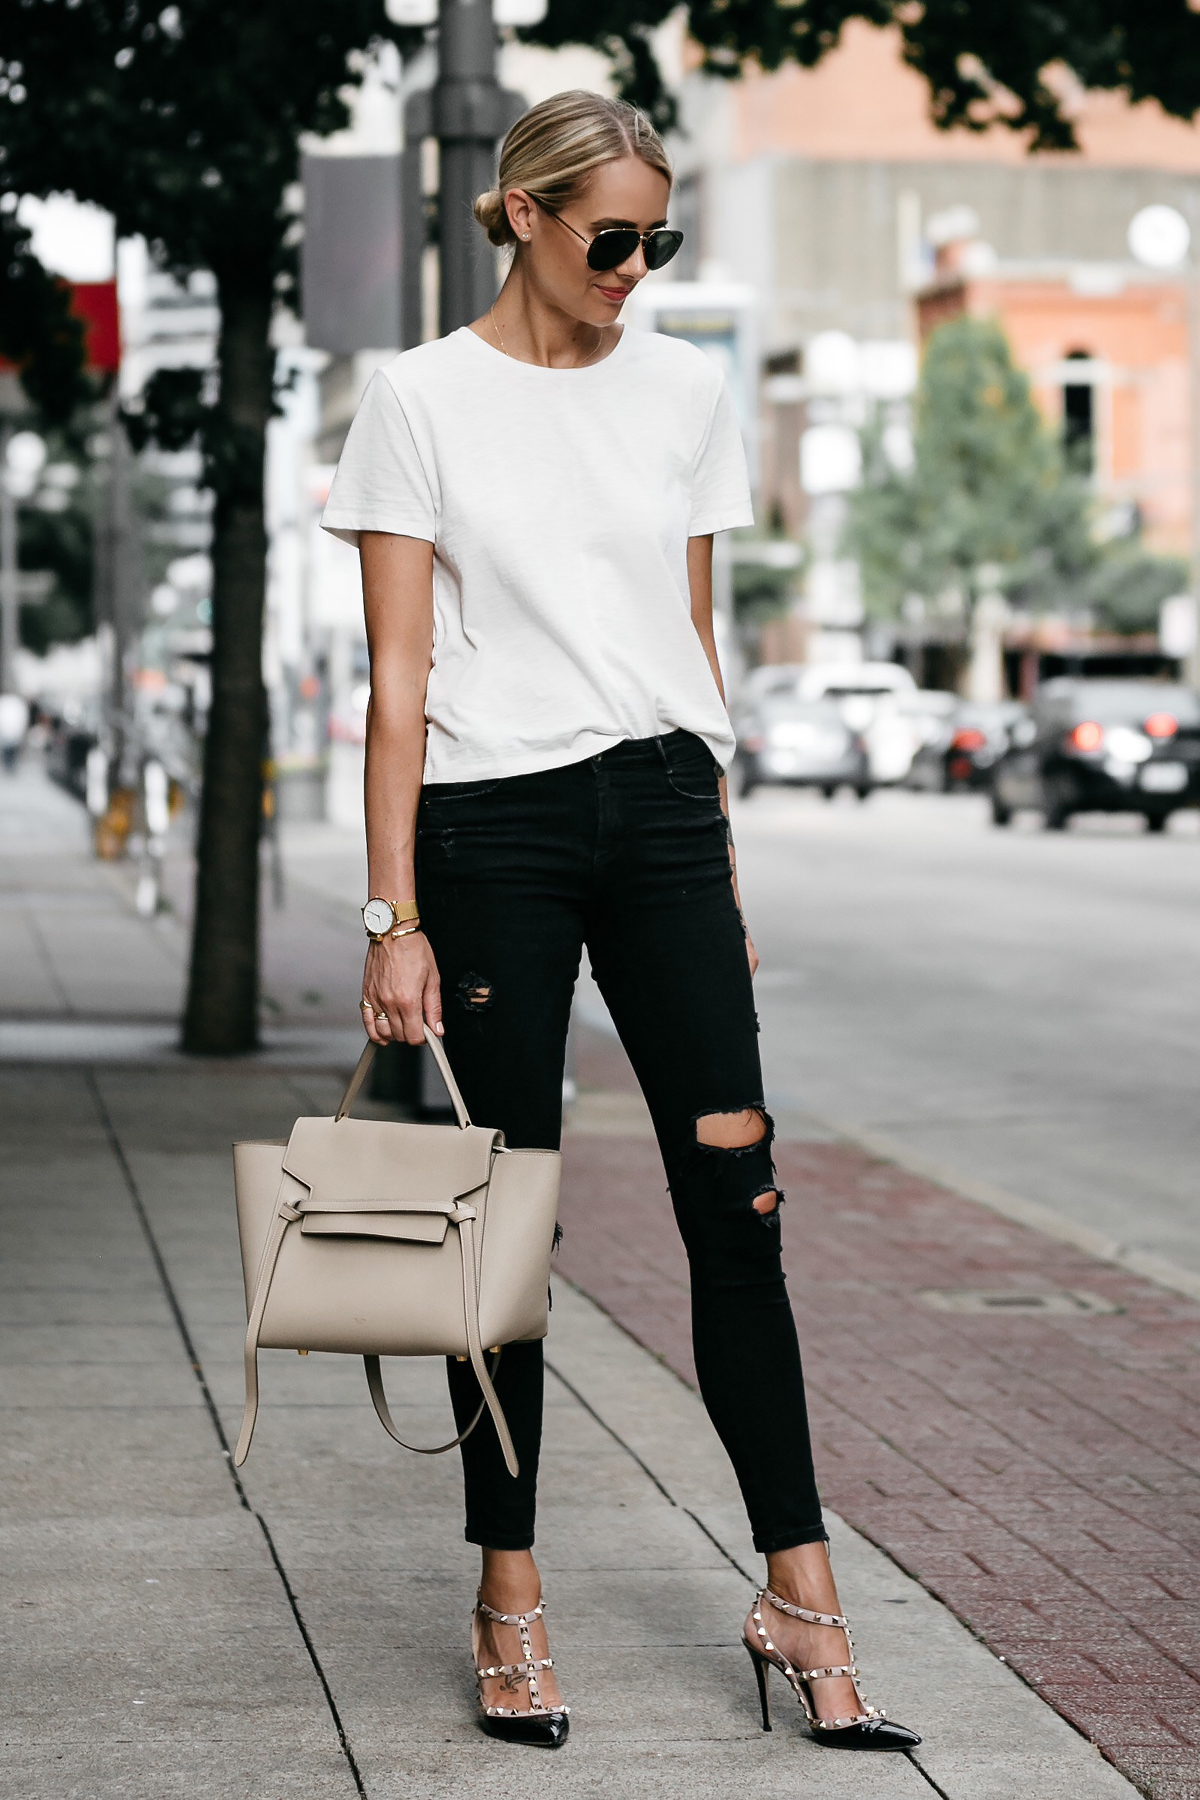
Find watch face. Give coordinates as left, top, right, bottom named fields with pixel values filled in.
left=362, top=899, right=393, bottom=936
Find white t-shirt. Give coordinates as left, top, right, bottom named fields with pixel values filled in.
left=321, top=324, right=753, bottom=782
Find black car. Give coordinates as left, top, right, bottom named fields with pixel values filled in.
left=909, top=699, right=1028, bottom=792
left=990, top=679, right=1200, bottom=831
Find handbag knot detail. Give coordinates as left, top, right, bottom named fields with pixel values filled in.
left=231, top=1026, right=561, bottom=1479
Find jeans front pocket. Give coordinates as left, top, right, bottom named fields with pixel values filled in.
left=661, top=735, right=721, bottom=803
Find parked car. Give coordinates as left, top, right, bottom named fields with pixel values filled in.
left=795, top=663, right=921, bottom=784
left=736, top=693, right=869, bottom=798
left=794, top=661, right=917, bottom=704
left=910, top=699, right=1029, bottom=792
left=990, top=679, right=1200, bottom=830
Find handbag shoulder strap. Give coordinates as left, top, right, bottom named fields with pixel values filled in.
left=335, top=1024, right=472, bottom=1129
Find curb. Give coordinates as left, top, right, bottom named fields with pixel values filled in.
left=808, top=1112, right=1200, bottom=1307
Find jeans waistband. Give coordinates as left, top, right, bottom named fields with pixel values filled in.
left=591, top=729, right=695, bottom=769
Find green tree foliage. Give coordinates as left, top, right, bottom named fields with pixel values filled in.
left=16, top=437, right=174, bottom=654
left=845, top=316, right=1097, bottom=618
left=733, top=560, right=795, bottom=627
left=0, top=206, right=92, bottom=426
left=846, top=315, right=1186, bottom=634
left=1086, top=543, right=1189, bottom=635
left=0, top=1, right=415, bottom=1056
left=530, top=2, right=1200, bottom=152
left=19, top=484, right=93, bottom=651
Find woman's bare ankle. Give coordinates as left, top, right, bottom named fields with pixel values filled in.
left=480, top=1546, right=542, bottom=1612
left=764, top=1539, right=840, bottom=1611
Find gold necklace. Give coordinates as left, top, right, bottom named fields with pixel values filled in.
left=489, top=303, right=604, bottom=367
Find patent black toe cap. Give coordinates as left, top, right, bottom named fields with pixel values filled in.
left=816, top=1716, right=922, bottom=1750
left=481, top=1710, right=570, bottom=1749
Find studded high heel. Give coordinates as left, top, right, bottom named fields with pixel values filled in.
left=743, top=1586, right=920, bottom=1750
left=472, top=1593, right=570, bottom=1748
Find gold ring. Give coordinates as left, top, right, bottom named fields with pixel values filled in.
left=374, top=1010, right=388, bottom=1021
left=360, top=999, right=372, bottom=1010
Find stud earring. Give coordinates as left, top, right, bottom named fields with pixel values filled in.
left=522, top=233, right=530, bottom=241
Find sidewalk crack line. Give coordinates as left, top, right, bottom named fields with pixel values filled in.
left=86, top=1069, right=368, bottom=1800
left=544, top=1356, right=677, bottom=1505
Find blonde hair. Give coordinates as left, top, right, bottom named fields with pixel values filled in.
left=474, top=90, right=672, bottom=249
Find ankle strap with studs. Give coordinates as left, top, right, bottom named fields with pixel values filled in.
left=476, top=1595, right=545, bottom=1627
left=761, top=1586, right=849, bottom=1630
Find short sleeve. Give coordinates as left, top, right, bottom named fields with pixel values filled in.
left=689, top=373, right=754, bottom=536
left=320, top=371, right=436, bottom=547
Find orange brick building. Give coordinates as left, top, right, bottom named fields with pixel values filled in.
left=918, top=253, right=1192, bottom=555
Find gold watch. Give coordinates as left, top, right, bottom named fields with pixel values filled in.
left=361, top=897, right=420, bottom=941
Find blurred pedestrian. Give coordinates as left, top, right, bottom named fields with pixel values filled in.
left=0, top=691, right=29, bottom=773
left=322, top=91, right=919, bottom=1754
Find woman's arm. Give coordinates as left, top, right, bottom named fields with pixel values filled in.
left=686, top=534, right=758, bottom=979
left=358, top=531, right=443, bottom=1046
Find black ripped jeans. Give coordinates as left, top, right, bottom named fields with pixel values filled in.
left=416, top=730, right=826, bottom=1556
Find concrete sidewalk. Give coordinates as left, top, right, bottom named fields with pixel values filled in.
left=3, top=1056, right=1136, bottom=1800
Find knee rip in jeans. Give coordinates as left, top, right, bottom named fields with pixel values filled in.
left=693, top=1108, right=779, bottom=1214
left=456, top=972, right=494, bottom=1011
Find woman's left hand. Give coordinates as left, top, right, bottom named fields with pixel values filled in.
left=745, top=927, right=759, bottom=980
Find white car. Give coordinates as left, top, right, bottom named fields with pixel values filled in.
left=796, top=664, right=921, bottom=784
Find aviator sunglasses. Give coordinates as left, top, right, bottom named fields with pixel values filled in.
left=536, top=198, right=684, bottom=272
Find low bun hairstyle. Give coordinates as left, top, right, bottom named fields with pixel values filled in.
left=473, top=90, right=672, bottom=249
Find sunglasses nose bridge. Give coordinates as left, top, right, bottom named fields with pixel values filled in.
left=621, top=240, right=649, bottom=278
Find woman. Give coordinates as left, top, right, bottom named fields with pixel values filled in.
left=322, top=90, right=919, bottom=1755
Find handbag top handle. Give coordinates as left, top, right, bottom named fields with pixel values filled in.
left=335, top=1025, right=472, bottom=1130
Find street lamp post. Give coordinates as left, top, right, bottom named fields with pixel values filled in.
left=1128, top=204, right=1200, bottom=689
left=435, top=0, right=510, bottom=333
left=401, top=1, right=523, bottom=345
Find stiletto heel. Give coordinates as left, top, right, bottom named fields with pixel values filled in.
left=745, top=1642, right=773, bottom=1731
left=741, top=1587, right=920, bottom=1751
left=472, top=1593, right=570, bottom=1748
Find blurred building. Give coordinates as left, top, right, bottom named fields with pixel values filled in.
left=672, top=20, right=1200, bottom=668
left=676, top=20, right=1200, bottom=349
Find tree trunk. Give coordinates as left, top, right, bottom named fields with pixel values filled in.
left=181, top=274, right=273, bottom=1055
left=966, top=587, right=1008, bottom=704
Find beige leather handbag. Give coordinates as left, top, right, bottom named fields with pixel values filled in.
left=232, top=1026, right=559, bottom=1477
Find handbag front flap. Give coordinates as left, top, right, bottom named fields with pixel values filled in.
left=282, top=1115, right=500, bottom=1211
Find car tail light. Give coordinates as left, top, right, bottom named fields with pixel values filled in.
left=1067, top=720, right=1104, bottom=752
left=743, top=734, right=765, bottom=753
left=951, top=727, right=987, bottom=751
left=1144, top=711, right=1178, bottom=738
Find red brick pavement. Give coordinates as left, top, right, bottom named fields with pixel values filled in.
left=558, top=1056, right=1200, bottom=1800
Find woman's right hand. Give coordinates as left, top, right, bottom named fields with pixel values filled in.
left=360, top=932, right=443, bottom=1047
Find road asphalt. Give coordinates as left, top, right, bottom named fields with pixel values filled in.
left=731, top=785, right=1200, bottom=1287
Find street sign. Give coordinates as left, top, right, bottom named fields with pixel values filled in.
left=302, top=154, right=403, bottom=355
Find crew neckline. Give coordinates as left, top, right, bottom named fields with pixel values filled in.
left=456, top=321, right=629, bottom=376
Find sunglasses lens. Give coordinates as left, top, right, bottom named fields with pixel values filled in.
left=587, top=230, right=641, bottom=272
left=645, top=230, right=684, bottom=271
